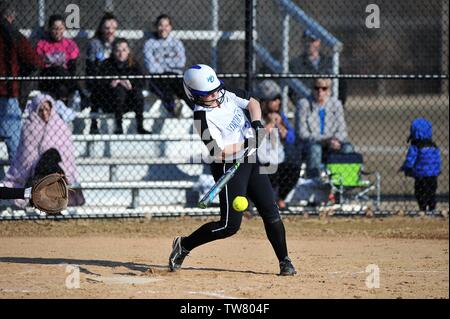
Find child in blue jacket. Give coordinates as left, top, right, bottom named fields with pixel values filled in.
left=400, top=118, right=441, bottom=211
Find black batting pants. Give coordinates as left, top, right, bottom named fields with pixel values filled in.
left=182, top=161, right=289, bottom=262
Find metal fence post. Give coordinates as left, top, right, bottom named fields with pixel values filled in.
left=281, top=9, right=290, bottom=114
left=245, top=0, right=256, bottom=93
left=38, top=0, right=45, bottom=27
left=211, top=0, right=219, bottom=70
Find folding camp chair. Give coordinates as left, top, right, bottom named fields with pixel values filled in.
left=325, top=152, right=381, bottom=209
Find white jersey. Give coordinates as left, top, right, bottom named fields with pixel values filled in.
left=193, top=89, right=255, bottom=161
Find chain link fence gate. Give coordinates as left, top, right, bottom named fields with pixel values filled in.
left=0, top=0, right=448, bottom=219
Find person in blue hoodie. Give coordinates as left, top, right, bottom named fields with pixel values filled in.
left=400, top=118, right=441, bottom=212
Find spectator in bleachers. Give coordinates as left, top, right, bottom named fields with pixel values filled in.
left=2, top=94, right=84, bottom=208
left=290, top=29, right=347, bottom=106
left=0, top=1, right=43, bottom=161
left=298, top=78, right=354, bottom=179
left=257, top=80, right=301, bottom=210
left=86, top=12, right=118, bottom=134
left=87, top=12, right=118, bottom=80
left=143, top=14, right=188, bottom=117
left=36, top=14, right=80, bottom=104
left=91, top=38, right=151, bottom=134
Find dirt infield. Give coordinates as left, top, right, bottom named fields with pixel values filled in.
left=0, top=216, right=448, bottom=299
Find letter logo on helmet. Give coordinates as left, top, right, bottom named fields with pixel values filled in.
left=183, top=64, right=225, bottom=107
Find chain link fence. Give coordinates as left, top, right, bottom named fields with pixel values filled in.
left=0, top=0, right=448, bottom=219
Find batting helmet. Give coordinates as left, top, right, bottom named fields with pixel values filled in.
left=183, top=64, right=225, bottom=107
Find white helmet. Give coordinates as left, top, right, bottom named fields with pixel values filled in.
left=183, top=64, right=225, bottom=106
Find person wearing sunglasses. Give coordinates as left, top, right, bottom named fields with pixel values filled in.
left=298, top=78, right=354, bottom=179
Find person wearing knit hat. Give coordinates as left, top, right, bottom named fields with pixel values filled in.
left=256, top=80, right=300, bottom=210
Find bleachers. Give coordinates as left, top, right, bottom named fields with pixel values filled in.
left=0, top=100, right=213, bottom=216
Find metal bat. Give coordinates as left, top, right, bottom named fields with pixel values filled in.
left=198, top=147, right=256, bottom=209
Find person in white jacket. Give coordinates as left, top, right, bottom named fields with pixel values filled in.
left=143, top=14, right=187, bottom=116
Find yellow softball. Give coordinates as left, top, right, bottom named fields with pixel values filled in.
left=232, top=196, right=249, bottom=212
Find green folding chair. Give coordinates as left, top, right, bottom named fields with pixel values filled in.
left=325, top=152, right=380, bottom=209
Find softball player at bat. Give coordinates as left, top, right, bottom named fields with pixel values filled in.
left=168, top=64, right=296, bottom=276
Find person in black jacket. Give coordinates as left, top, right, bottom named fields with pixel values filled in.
left=91, top=38, right=150, bottom=134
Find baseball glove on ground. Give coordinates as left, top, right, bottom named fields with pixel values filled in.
left=31, top=173, right=69, bottom=214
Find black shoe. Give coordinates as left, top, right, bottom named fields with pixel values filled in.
left=137, top=127, right=151, bottom=134
left=89, top=122, right=99, bottom=135
left=169, top=236, right=190, bottom=272
left=114, top=126, right=123, bottom=134
left=279, top=257, right=297, bottom=276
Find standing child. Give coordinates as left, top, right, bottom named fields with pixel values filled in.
left=400, top=118, right=441, bottom=212
left=168, top=64, right=296, bottom=276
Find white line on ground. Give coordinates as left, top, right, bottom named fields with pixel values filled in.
left=85, top=275, right=164, bottom=285
left=301, top=270, right=448, bottom=275
left=188, top=290, right=241, bottom=299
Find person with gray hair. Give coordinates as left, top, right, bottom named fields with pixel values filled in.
left=0, top=1, right=43, bottom=161
left=257, top=80, right=300, bottom=210
left=298, top=78, right=354, bottom=178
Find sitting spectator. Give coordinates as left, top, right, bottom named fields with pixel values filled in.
left=298, top=78, right=354, bottom=178
left=91, top=38, right=151, bottom=134
left=86, top=12, right=119, bottom=133
left=2, top=94, right=84, bottom=208
left=257, top=80, right=301, bottom=210
left=400, top=118, right=441, bottom=212
left=143, top=14, right=187, bottom=117
left=1, top=2, right=43, bottom=161
left=290, top=29, right=347, bottom=106
left=36, top=14, right=79, bottom=104
left=87, top=12, right=117, bottom=80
